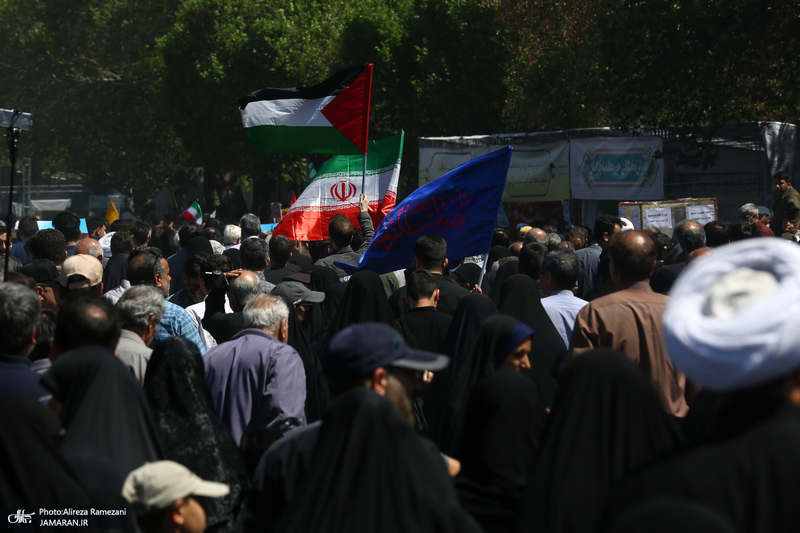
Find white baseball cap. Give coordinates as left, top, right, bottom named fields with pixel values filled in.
left=122, top=461, right=230, bottom=515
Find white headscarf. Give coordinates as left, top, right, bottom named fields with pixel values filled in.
left=663, top=238, right=800, bottom=392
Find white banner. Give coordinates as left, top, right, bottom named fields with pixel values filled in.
left=570, top=137, right=664, bottom=200
left=419, top=140, right=570, bottom=202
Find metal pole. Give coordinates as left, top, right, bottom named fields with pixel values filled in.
left=4, top=125, right=20, bottom=281
left=361, top=153, right=367, bottom=195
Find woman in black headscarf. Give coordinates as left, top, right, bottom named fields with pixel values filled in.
left=273, top=294, right=330, bottom=423
left=423, top=293, right=499, bottom=446
left=453, top=262, right=484, bottom=292
left=0, top=395, right=93, bottom=507
left=308, top=265, right=342, bottom=350
left=489, top=258, right=520, bottom=303
left=455, top=370, right=547, bottom=533
left=439, top=314, right=535, bottom=456
left=498, top=274, right=567, bottom=407
left=273, top=389, right=482, bottom=533
left=517, top=350, right=683, bottom=533
left=41, top=345, right=164, bottom=504
left=143, top=337, right=249, bottom=533
left=325, top=270, right=396, bottom=343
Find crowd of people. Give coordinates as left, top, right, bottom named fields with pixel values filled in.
left=2, top=171, right=800, bottom=533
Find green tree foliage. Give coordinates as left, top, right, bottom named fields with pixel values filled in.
left=2, top=0, right=798, bottom=214
left=599, top=0, right=800, bottom=127
left=0, top=0, right=186, bottom=201
left=157, top=0, right=350, bottom=218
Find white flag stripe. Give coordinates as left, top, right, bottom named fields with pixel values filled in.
left=240, top=96, right=335, bottom=128
left=292, top=168, right=399, bottom=209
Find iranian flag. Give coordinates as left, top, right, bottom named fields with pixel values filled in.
left=272, top=132, right=404, bottom=241
left=239, top=64, right=373, bottom=155
left=181, top=202, right=203, bottom=225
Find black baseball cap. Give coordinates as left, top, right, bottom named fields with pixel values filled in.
left=324, top=322, right=449, bottom=384
left=20, top=259, right=59, bottom=285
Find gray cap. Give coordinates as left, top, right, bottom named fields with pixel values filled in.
left=122, top=461, right=230, bottom=516
left=271, top=281, right=325, bottom=305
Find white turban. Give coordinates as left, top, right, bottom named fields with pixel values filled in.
left=663, top=238, right=800, bottom=392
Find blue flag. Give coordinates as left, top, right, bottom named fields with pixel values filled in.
left=336, top=146, right=513, bottom=275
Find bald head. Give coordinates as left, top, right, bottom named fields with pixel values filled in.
left=228, top=270, right=264, bottom=312
left=524, top=228, right=548, bottom=245
left=75, top=238, right=103, bottom=262
left=609, top=230, right=658, bottom=283
left=674, top=220, right=706, bottom=255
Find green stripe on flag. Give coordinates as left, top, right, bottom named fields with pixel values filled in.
left=307, top=133, right=404, bottom=185
left=245, top=125, right=363, bottom=155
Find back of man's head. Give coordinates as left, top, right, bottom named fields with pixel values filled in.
left=609, top=230, right=658, bottom=283
left=75, top=238, right=103, bottom=262
left=29, top=229, right=66, bottom=266
left=243, top=295, right=289, bottom=335
left=223, top=224, right=241, bottom=246
left=117, top=285, right=165, bottom=334
left=414, top=235, right=447, bottom=271
left=127, top=247, right=165, bottom=287
left=523, top=228, right=548, bottom=245
left=201, top=254, right=233, bottom=289
left=240, top=237, right=268, bottom=271
left=0, top=282, right=41, bottom=356
left=328, top=214, right=354, bottom=250
left=178, top=223, right=202, bottom=249
left=739, top=203, right=758, bottom=221
left=518, top=243, right=547, bottom=279
left=54, top=297, right=121, bottom=354
left=110, top=229, right=136, bottom=256
left=17, top=216, right=39, bottom=240
left=704, top=220, right=730, bottom=248
left=268, top=235, right=293, bottom=267
left=406, top=270, right=438, bottom=303
left=594, top=214, right=623, bottom=244
left=229, top=271, right=264, bottom=311
left=541, top=250, right=579, bottom=290
left=674, top=220, right=707, bottom=254
left=240, top=213, right=261, bottom=238
left=132, top=221, right=151, bottom=248
left=87, top=217, right=108, bottom=237
left=52, top=211, right=82, bottom=243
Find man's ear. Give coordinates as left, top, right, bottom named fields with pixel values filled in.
left=433, top=288, right=440, bottom=304
left=442, top=258, right=449, bottom=269
left=278, top=318, right=289, bottom=343
left=414, top=258, right=422, bottom=271
left=170, top=498, right=186, bottom=526
left=404, top=293, right=411, bottom=306
left=370, top=367, right=389, bottom=395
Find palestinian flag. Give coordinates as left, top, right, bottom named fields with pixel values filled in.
left=239, top=64, right=373, bottom=155
left=181, top=201, right=203, bottom=225
left=272, top=132, right=404, bottom=241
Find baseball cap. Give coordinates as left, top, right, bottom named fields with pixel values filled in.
left=324, top=322, right=449, bottom=384
left=59, top=254, right=103, bottom=289
left=271, top=281, right=325, bottom=305
left=20, top=259, right=59, bottom=284
left=122, top=461, right=230, bottom=516
left=757, top=205, right=771, bottom=217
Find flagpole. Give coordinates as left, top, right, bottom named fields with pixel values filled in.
left=361, top=154, right=367, bottom=194
left=477, top=243, right=493, bottom=289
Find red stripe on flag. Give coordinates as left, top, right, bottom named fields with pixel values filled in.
left=321, top=64, right=372, bottom=155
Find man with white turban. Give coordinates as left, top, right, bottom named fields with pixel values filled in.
left=606, top=238, right=800, bottom=533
